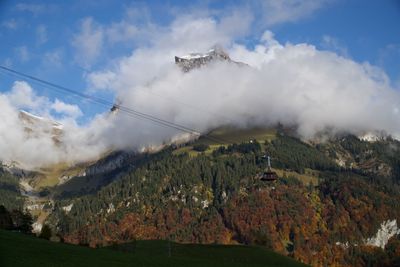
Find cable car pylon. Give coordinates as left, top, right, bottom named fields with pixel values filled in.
left=260, top=155, right=278, bottom=182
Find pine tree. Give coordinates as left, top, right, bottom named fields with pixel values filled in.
left=39, top=224, right=52, bottom=240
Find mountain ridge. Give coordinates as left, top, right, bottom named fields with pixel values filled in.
left=175, top=46, right=247, bottom=72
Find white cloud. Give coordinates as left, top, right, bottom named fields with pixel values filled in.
left=396, top=78, right=400, bottom=90
left=87, top=70, right=116, bottom=91
left=0, top=81, right=106, bottom=169
left=72, top=4, right=255, bottom=70
left=261, top=30, right=280, bottom=47
left=6, top=81, right=47, bottom=110
left=86, top=14, right=247, bottom=91
left=257, top=0, right=331, bottom=26
left=71, top=17, right=104, bottom=68
left=36, top=24, right=48, bottom=45
left=6, top=82, right=83, bottom=120
left=321, top=35, right=348, bottom=57
left=51, top=99, right=83, bottom=118
left=86, top=17, right=400, bottom=154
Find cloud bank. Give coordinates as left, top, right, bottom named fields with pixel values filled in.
left=0, top=81, right=108, bottom=169
left=88, top=21, right=399, bottom=144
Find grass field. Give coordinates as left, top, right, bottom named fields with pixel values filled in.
left=173, top=126, right=277, bottom=157
left=0, top=230, right=308, bottom=267
left=197, top=126, right=277, bottom=145
left=274, top=169, right=320, bottom=186
left=34, top=163, right=87, bottom=189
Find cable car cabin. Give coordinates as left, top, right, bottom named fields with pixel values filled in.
left=260, top=156, right=278, bottom=182
left=110, top=104, right=119, bottom=112
left=260, top=170, right=278, bottom=181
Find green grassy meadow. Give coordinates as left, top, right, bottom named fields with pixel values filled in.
left=173, top=126, right=277, bottom=156
left=197, top=126, right=277, bottom=145
left=0, top=230, right=307, bottom=267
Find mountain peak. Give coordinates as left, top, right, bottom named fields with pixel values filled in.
left=175, top=45, right=244, bottom=72
left=18, top=110, right=63, bottom=141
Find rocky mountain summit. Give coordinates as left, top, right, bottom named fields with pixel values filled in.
left=175, top=46, right=246, bottom=72
left=18, top=110, right=63, bottom=143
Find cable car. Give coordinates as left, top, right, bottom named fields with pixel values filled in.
left=110, top=99, right=122, bottom=113
left=110, top=104, right=119, bottom=112
left=260, top=155, right=278, bottom=182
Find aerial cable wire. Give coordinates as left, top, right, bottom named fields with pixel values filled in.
left=1, top=40, right=235, bottom=127
left=0, top=66, right=197, bottom=135
left=0, top=65, right=233, bottom=144
left=0, top=65, right=199, bottom=133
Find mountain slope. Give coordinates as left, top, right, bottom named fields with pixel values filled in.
left=4, top=127, right=400, bottom=266
left=43, top=130, right=400, bottom=266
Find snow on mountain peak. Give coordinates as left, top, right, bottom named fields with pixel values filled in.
left=358, top=131, right=387, bottom=142
left=175, top=46, right=243, bottom=72
left=19, top=110, right=63, bottom=129
left=18, top=110, right=63, bottom=140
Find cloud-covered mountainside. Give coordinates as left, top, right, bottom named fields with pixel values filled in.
left=1, top=25, right=400, bottom=169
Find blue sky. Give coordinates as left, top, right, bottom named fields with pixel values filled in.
left=1, top=0, right=400, bottom=122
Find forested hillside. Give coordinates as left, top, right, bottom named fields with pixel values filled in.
left=45, top=134, right=400, bottom=266
left=0, top=168, right=25, bottom=210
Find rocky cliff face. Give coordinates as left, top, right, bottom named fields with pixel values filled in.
left=83, top=151, right=134, bottom=177
left=175, top=46, right=246, bottom=72
left=18, top=110, right=63, bottom=145
left=366, top=220, right=400, bottom=249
